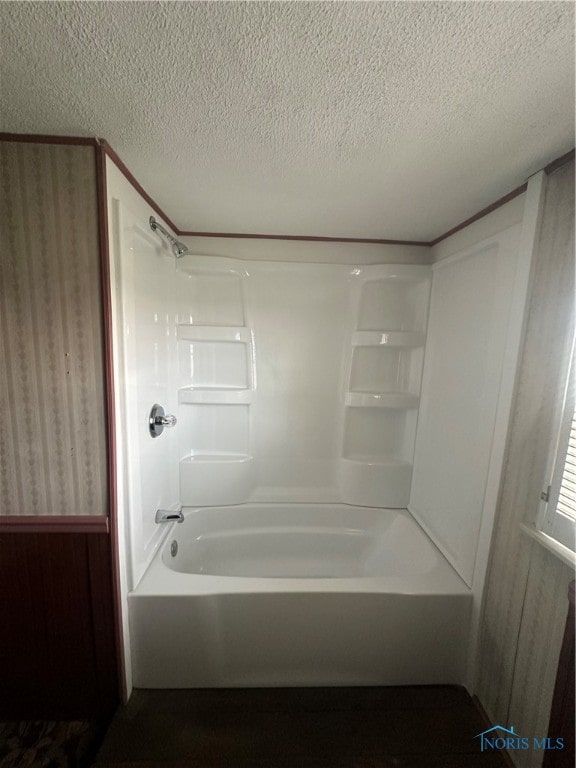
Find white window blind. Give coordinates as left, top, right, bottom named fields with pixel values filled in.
left=540, top=337, right=576, bottom=552
left=556, top=412, right=576, bottom=521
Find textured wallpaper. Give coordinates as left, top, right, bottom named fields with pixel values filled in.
left=0, top=142, right=107, bottom=516
left=476, top=160, right=575, bottom=767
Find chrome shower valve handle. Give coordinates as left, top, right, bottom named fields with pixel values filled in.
left=155, top=413, right=177, bottom=427
left=149, top=404, right=177, bottom=438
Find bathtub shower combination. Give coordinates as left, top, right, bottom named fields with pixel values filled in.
left=130, top=504, right=469, bottom=687
left=108, top=172, right=532, bottom=691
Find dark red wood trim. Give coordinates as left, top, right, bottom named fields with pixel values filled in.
left=430, top=146, right=575, bottom=246
left=177, top=230, right=429, bottom=245
left=100, top=138, right=426, bottom=245
left=429, top=184, right=528, bottom=247
left=95, top=142, right=127, bottom=703
left=99, top=139, right=428, bottom=245
left=0, top=132, right=97, bottom=146
left=2, top=133, right=574, bottom=247
left=98, top=138, right=181, bottom=235
left=544, top=149, right=575, bottom=176
left=471, top=695, right=516, bottom=768
left=0, top=516, right=109, bottom=534
left=96, top=139, right=573, bottom=246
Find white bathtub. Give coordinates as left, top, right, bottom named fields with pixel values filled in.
left=129, top=504, right=471, bottom=688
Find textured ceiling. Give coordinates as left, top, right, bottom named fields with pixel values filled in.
left=1, top=1, right=574, bottom=240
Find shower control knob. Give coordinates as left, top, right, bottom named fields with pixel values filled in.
left=156, top=414, right=177, bottom=427
left=149, top=404, right=177, bottom=438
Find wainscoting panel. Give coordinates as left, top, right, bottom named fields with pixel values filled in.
left=0, top=532, right=118, bottom=719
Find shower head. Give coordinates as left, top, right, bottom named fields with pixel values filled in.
left=171, top=240, right=190, bottom=258
left=149, top=216, right=190, bottom=258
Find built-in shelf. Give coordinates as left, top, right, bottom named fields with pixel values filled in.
left=356, top=273, right=430, bottom=333
left=181, top=452, right=253, bottom=464
left=177, top=325, right=251, bottom=343
left=342, top=454, right=412, bottom=467
left=351, top=264, right=432, bottom=282
left=339, top=456, right=413, bottom=507
left=340, top=267, right=430, bottom=507
left=351, top=331, right=425, bottom=348
left=179, top=387, right=253, bottom=405
left=180, top=452, right=255, bottom=506
left=345, top=392, right=419, bottom=409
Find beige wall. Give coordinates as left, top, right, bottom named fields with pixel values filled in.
left=475, top=160, right=575, bottom=767
left=0, top=141, right=107, bottom=516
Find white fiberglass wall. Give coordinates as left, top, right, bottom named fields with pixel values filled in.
left=411, top=187, right=536, bottom=593
left=107, top=160, right=181, bottom=693
left=176, top=258, right=431, bottom=509
left=108, top=176, right=180, bottom=591
left=410, top=226, right=522, bottom=586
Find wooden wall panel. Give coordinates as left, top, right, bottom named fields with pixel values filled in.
left=0, top=141, right=107, bottom=516
left=475, top=160, right=574, bottom=767
left=0, top=532, right=118, bottom=719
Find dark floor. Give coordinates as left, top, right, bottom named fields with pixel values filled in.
left=93, top=686, right=509, bottom=768
left=0, top=720, right=108, bottom=768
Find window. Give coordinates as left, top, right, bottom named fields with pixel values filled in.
left=539, top=336, right=576, bottom=553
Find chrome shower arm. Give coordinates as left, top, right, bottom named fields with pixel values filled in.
left=149, top=216, right=190, bottom=258
left=149, top=216, right=176, bottom=244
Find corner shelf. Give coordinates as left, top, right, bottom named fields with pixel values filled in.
left=340, top=267, right=431, bottom=507
left=339, top=456, right=413, bottom=508
left=180, top=453, right=255, bottom=506
left=351, top=331, right=425, bottom=348
left=355, top=269, right=431, bottom=333
left=179, top=387, right=253, bottom=405
left=345, top=392, right=419, bottom=409
left=180, top=452, right=253, bottom=464
left=341, top=454, right=412, bottom=467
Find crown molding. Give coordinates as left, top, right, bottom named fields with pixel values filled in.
left=1, top=132, right=573, bottom=246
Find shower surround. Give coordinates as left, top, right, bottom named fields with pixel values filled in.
left=175, top=257, right=431, bottom=510
left=107, top=158, right=537, bottom=692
